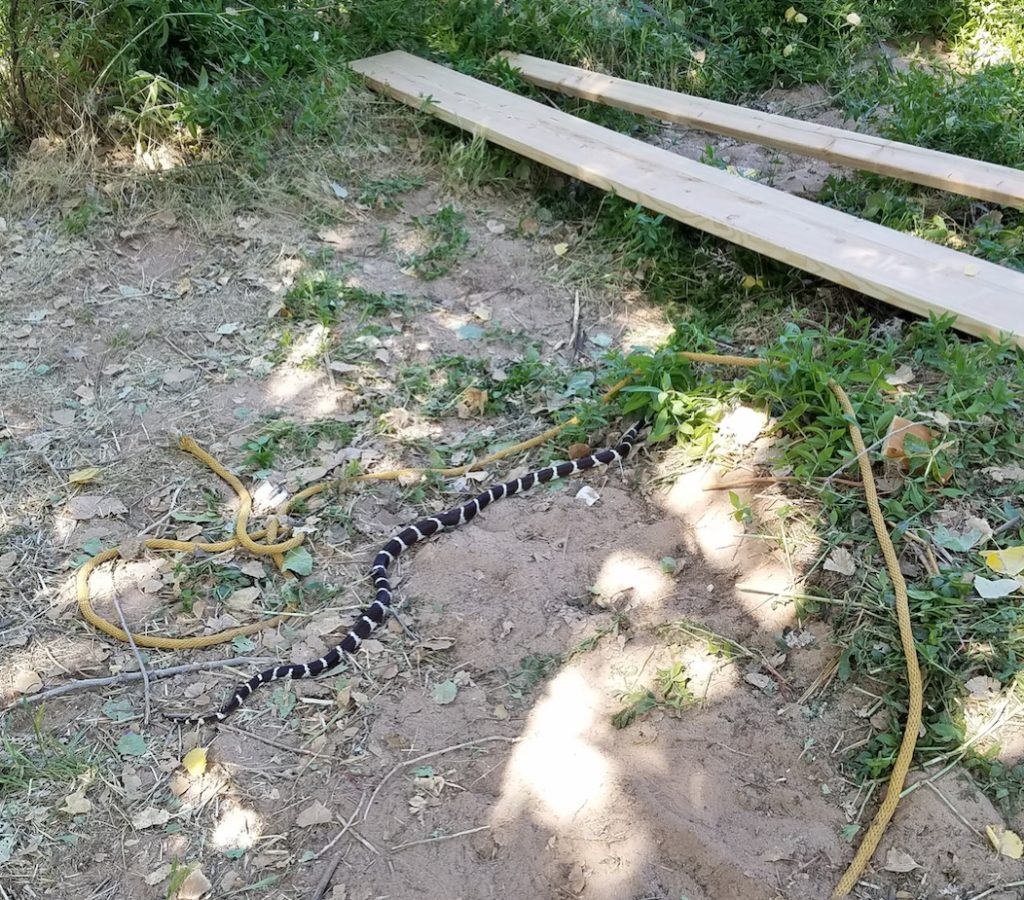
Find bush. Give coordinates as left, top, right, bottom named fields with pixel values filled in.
left=0, top=0, right=351, bottom=154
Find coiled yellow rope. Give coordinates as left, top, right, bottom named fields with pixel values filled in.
left=76, top=354, right=917, bottom=892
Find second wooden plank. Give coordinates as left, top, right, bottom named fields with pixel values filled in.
left=501, top=52, right=1024, bottom=209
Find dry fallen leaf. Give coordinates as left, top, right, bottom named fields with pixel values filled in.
left=61, top=790, right=92, bottom=815
left=144, top=863, right=172, bottom=886
left=882, top=416, right=936, bottom=463
left=177, top=868, right=212, bottom=899
left=986, top=825, right=1024, bottom=859
left=984, top=546, right=1024, bottom=578
left=182, top=746, right=208, bottom=778
left=0, top=550, right=17, bottom=574
left=567, top=863, right=586, bottom=895
left=238, top=560, right=266, bottom=579
left=568, top=443, right=591, bottom=460
left=575, top=485, right=600, bottom=507
left=132, top=807, right=172, bottom=829
left=67, top=495, right=128, bottom=520
left=456, top=387, right=488, bottom=419
left=974, top=576, right=1021, bottom=599
left=965, top=675, right=1001, bottom=698
left=162, top=367, right=196, bottom=387
left=883, top=848, right=919, bottom=872
left=824, top=547, right=856, bottom=576
left=885, top=364, right=915, bottom=386
left=13, top=669, right=42, bottom=694
left=295, top=800, right=334, bottom=828
left=225, top=586, right=261, bottom=612
left=984, top=464, right=1024, bottom=483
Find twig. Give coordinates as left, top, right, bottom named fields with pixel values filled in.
left=966, top=880, right=1024, bottom=900
left=323, top=354, right=337, bottom=391
left=568, top=290, right=581, bottom=362
left=137, top=482, right=186, bottom=538
left=2, top=657, right=278, bottom=711
left=994, top=512, right=1023, bottom=538
left=162, top=334, right=212, bottom=370
left=704, top=475, right=869, bottom=491
left=218, top=722, right=328, bottom=759
left=825, top=420, right=919, bottom=481
left=309, top=795, right=365, bottom=900
left=390, top=824, right=490, bottom=852
left=363, top=736, right=519, bottom=824
left=923, top=781, right=983, bottom=840
left=112, top=595, right=151, bottom=725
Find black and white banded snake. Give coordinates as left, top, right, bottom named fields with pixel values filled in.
left=168, top=420, right=646, bottom=725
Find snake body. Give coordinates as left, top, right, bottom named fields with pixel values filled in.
left=170, top=422, right=645, bottom=725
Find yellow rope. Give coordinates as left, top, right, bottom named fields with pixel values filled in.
left=75, top=352, right=919, bottom=892
left=828, top=379, right=923, bottom=897
left=77, top=375, right=635, bottom=652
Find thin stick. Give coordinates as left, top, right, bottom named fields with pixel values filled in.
left=309, top=795, right=366, bottom=900
left=112, top=595, right=151, bottom=725
left=825, top=421, right=919, bottom=482
left=390, top=824, right=490, bottom=852
left=568, top=290, right=581, bottom=362
left=923, top=781, right=983, bottom=840
left=704, top=475, right=867, bottom=491
left=137, top=482, right=186, bottom=538
left=966, top=880, right=1024, bottom=900
left=218, top=722, right=329, bottom=760
left=2, top=657, right=278, bottom=711
left=363, top=736, right=519, bottom=824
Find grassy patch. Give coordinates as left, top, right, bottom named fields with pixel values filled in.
left=282, top=268, right=408, bottom=325
left=242, top=418, right=356, bottom=473
left=404, top=205, right=470, bottom=280
left=607, top=316, right=1023, bottom=801
left=1, top=710, right=97, bottom=798
left=357, top=174, right=426, bottom=209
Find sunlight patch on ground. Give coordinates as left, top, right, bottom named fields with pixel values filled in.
left=263, top=358, right=348, bottom=418
left=661, top=467, right=747, bottom=570
left=593, top=551, right=674, bottom=606
left=493, top=665, right=656, bottom=900
left=716, top=405, right=768, bottom=447
left=211, top=802, right=264, bottom=850
left=733, top=560, right=800, bottom=630
left=495, top=669, right=612, bottom=827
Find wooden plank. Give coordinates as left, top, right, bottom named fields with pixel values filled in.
left=350, top=51, right=1024, bottom=347
left=501, top=51, right=1024, bottom=209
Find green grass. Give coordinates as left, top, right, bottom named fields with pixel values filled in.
left=404, top=205, right=470, bottom=280
left=282, top=268, right=408, bottom=326
left=242, top=417, right=356, bottom=473
left=0, top=710, right=97, bottom=798
left=8, top=0, right=1020, bottom=166
left=357, top=174, right=425, bottom=208
left=601, top=316, right=1024, bottom=801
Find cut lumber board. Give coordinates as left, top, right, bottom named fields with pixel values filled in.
left=350, top=51, right=1024, bottom=347
left=501, top=51, right=1024, bottom=209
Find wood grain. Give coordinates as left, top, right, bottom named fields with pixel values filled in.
left=502, top=52, right=1024, bottom=209
left=350, top=52, right=1024, bottom=347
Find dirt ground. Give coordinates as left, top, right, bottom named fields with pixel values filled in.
left=2, top=98, right=1023, bottom=900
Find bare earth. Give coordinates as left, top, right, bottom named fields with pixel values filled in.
left=1, top=119, right=1021, bottom=900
